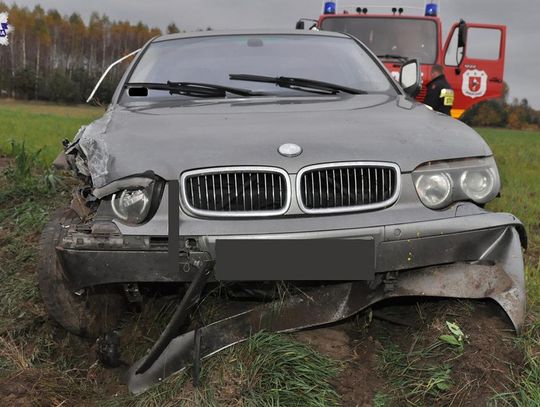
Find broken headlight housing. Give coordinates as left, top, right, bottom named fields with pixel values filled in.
left=412, top=157, right=500, bottom=209
left=111, top=178, right=164, bottom=225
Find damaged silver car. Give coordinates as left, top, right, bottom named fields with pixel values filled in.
left=40, top=30, right=527, bottom=393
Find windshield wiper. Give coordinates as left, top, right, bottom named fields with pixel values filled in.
left=125, top=81, right=263, bottom=98
left=229, top=74, right=366, bottom=95
left=376, top=54, right=409, bottom=62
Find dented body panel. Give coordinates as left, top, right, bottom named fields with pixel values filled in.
left=58, top=211, right=524, bottom=288
left=76, top=95, right=491, bottom=186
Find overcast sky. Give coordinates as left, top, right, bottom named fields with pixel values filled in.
left=11, top=0, right=540, bottom=108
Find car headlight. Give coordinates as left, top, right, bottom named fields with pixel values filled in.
left=110, top=178, right=164, bottom=224
left=412, top=157, right=500, bottom=209
left=460, top=168, right=497, bottom=202
left=112, top=188, right=151, bottom=223
left=414, top=173, right=453, bottom=209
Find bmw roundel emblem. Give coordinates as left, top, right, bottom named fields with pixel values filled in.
left=278, top=143, right=303, bottom=157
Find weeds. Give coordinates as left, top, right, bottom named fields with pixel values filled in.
left=377, top=341, right=457, bottom=405
left=439, top=321, right=467, bottom=350
left=0, top=107, right=539, bottom=406
left=491, top=313, right=540, bottom=406
left=0, top=149, right=67, bottom=329
left=0, top=160, right=111, bottom=404
left=238, top=332, right=341, bottom=406
left=9, top=140, right=43, bottom=179
left=111, top=331, right=342, bottom=406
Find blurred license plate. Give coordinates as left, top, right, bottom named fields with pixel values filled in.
left=215, top=238, right=374, bottom=281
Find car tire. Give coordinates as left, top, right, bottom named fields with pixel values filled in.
left=38, top=208, right=125, bottom=338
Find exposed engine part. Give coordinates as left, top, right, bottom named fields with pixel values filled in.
left=123, top=283, right=143, bottom=303
left=96, top=331, right=123, bottom=368
left=383, top=271, right=398, bottom=292
left=70, top=188, right=95, bottom=221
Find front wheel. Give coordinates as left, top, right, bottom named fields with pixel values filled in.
left=38, top=208, right=125, bottom=338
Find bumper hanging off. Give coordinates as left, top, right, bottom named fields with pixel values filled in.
left=128, top=226, right=526, bottom=394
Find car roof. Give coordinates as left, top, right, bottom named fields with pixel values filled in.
left=153, top=29, right=350, bottom=43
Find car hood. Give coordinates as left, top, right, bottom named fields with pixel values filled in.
left=79, top=94, right=492, bottom=187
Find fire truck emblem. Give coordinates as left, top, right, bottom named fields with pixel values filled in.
left=462, top=69, right=488, bottom=99
left=0, top=12, right=11, bottom=46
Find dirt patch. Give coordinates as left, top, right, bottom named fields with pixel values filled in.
left=0, top=378, right=34, bottom=407
left=294, top=326, right=352, bottom=361
left=293, top=298, right=522, bottom=406
left=294, top=325, right=385, bottom=406
left=0, top=156, right=12, bottom=172
left=0, top=369, right=80, bottom=406
left=445, top=302, right=523, bottom=403
left=337, top=334, right=387, bottom=407
left=0, top=294, right=529, bottom=406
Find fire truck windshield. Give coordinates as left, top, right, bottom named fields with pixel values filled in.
left=320, top=17, right=438, bottom=64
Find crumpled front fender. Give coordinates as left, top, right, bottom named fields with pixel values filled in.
left=386, top=226, right=525, bottom=332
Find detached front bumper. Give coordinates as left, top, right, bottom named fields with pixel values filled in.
left=124, top=213, right=527, bottom=394
left=57, top=211, right=527, bottom=331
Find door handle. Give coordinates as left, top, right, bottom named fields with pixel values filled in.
left=489, top=77, right=503, bottom=83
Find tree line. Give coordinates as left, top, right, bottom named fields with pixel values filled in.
left=1, top=2, right=537, bottom=124
left=461, top=95, right=540, bottom=131
left=0, top=3, right=169, bottom=104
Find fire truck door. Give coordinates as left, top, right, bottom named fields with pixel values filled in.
left=443, top=22, right=507, bottom=118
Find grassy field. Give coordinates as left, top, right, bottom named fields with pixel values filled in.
left=0, top=101, right=538, bottom=406
left=0, top=99, right=104, bottom=164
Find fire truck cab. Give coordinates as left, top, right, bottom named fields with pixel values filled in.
left=297, top=2, right=507, bottom=118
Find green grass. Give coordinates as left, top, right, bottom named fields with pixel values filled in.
left=0, top=101, right=538, bottom=406
left=377, top=341, right=455, bottom=405
left=0, top=149, right=105, bottom=404
left=110, top=332, right=341, bottom=407
left=481, top=128, right=540, bottom=236
left=491, top=150, right=539, bottom=404
left=0, top=99, right=103, bottom=164
left=490, top=318, right=540, bottom=407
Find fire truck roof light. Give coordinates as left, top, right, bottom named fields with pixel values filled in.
left=425, top=3, right=438, bottom=16
left=323, top=2, right=336, bottom=14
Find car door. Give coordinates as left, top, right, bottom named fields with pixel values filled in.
left=443, top=22, right=506, bottom=117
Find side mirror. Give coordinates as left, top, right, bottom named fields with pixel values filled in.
left=457, top=19, right=467, bottom=48
left=399, top=59, right=421, bottom=98
left=295, top=20, right=305, bottom=30
left=456, top=19, right=467, bottom=69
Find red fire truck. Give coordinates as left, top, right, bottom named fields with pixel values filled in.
left=297, top=2, right=506, bottom=118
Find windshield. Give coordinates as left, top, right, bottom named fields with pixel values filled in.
left=320, top=17, right=438, bottom=64
left=125, top=34, right=394, bottom=99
